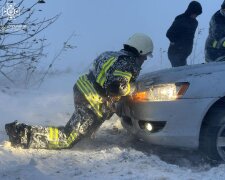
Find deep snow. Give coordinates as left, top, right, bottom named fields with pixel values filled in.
left=1, top=74, right=225, bottom=180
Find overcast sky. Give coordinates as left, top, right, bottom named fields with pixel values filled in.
left=16, top=1, right=224, bottom=74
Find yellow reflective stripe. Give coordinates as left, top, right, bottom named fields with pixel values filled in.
left=99, top=76, right=106, bottom=87
left=113, top=70, right=132, bottom=82
left=48, top=129, right=78, bottom=149
left=80, top=76, right=102, bottom=116
left=80, top=76, right=95, bottom=98
left=113, top=70, right=132, bottom=79
left=223, top=41, right=225, bottom=47
left=96, top=57, right=116, bottom=87
left=49, top=127, right=53, bottom=141
left=77, top=79, right=90, bottom=100
left=115, top=70, right=132, bottom=78
left=97, top=57, right=115, bottom=82
left=48, top=127, right=59, bottom=145
left=77, top=76, right=94, bottom=100
left=213, top=40, right=217, bottom=48
left=80, top=75, right=97, bottom=96
left=124, top=83, right=131, bottom=96
left=54, top=128, right=59, bottom=143
left=82, top=75, right=102, bottom=103
left=77, top=78, right=98, bottom=112
left=67, top=130, right=78, bottom=145
left=76, top=75, right=103, bottom=118
left=96, top=59, right=111, bottom=83
left=98, top=57, right=116, bottom=86
left=80, top=77, right=103, bottom=117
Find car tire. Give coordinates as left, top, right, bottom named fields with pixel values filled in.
left=200, top=107, right=225, bottom=162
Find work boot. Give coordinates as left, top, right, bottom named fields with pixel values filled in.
left=5, top=120, right=30, bottom=148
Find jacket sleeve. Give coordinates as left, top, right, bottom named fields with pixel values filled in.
left=104, top=57, right=139, bottom=97
left=166, top=18, right=183, bottom=43
left=210, top=16, right=225, bottom=41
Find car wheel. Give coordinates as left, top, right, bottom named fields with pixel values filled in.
left=200, top=107, right=225, bottom=162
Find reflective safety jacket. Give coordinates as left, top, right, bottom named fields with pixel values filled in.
left=76, top=50, right=142, bottom=118
left=205, top=10, right=225, bottom=62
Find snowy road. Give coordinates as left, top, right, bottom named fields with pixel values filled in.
left=1, top=118, right=225, bottom=180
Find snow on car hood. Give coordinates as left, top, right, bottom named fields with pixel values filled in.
left=138, top=61, right=225, bottom=84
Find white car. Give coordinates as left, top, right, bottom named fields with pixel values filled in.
left=120, top=61, right=225, bottom=161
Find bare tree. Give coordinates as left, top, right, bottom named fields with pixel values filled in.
left=0, top=0, right=60, bottom=87
left=189, top=28, right=205, bottom=65
left=36, top=31, right=77, bottom=88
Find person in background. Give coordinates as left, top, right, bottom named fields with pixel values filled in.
left=205, top=1, right=225, bottom=62
left=166, top=1, right=202, bottom=67
left=5, top=33, right=154, bottom=149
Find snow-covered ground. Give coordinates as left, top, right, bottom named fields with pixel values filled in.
left=1, top=74, right=225, bottom=180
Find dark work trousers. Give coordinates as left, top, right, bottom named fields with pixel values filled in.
left=168, top=44, right=189, bottom=67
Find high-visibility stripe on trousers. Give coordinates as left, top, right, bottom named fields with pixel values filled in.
left=47, top=127, right=78, bottom=149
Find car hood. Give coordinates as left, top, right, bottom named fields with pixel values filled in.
left=138, top=61, right=225, bottom=85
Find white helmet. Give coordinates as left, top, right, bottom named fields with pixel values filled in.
left=124, top=33, right=154, bottom=56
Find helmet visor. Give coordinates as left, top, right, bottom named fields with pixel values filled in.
left=146, top=52, right=153, bottom=58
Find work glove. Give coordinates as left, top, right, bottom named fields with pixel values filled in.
left=107, top=80, right=130, bottom=96
left=118, top=82, right=137, bottom=96
left=129, top=82, right=136, bottom=96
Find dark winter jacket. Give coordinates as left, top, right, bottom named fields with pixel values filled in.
left=166, top=13, right=198, bottom=56
left=205, top=10, right=225, bottom=62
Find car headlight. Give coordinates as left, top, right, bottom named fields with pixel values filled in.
left=132, top=82, right=189, bottom=102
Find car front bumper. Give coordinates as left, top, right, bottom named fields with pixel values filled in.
left=121, top=98, right=214, bottom=149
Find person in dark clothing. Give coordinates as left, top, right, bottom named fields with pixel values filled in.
left=5, top=33, right=154, bottom=149
left=166, top=1, right=202, bottom=67
left=205, top=1, right=225, bottom=62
